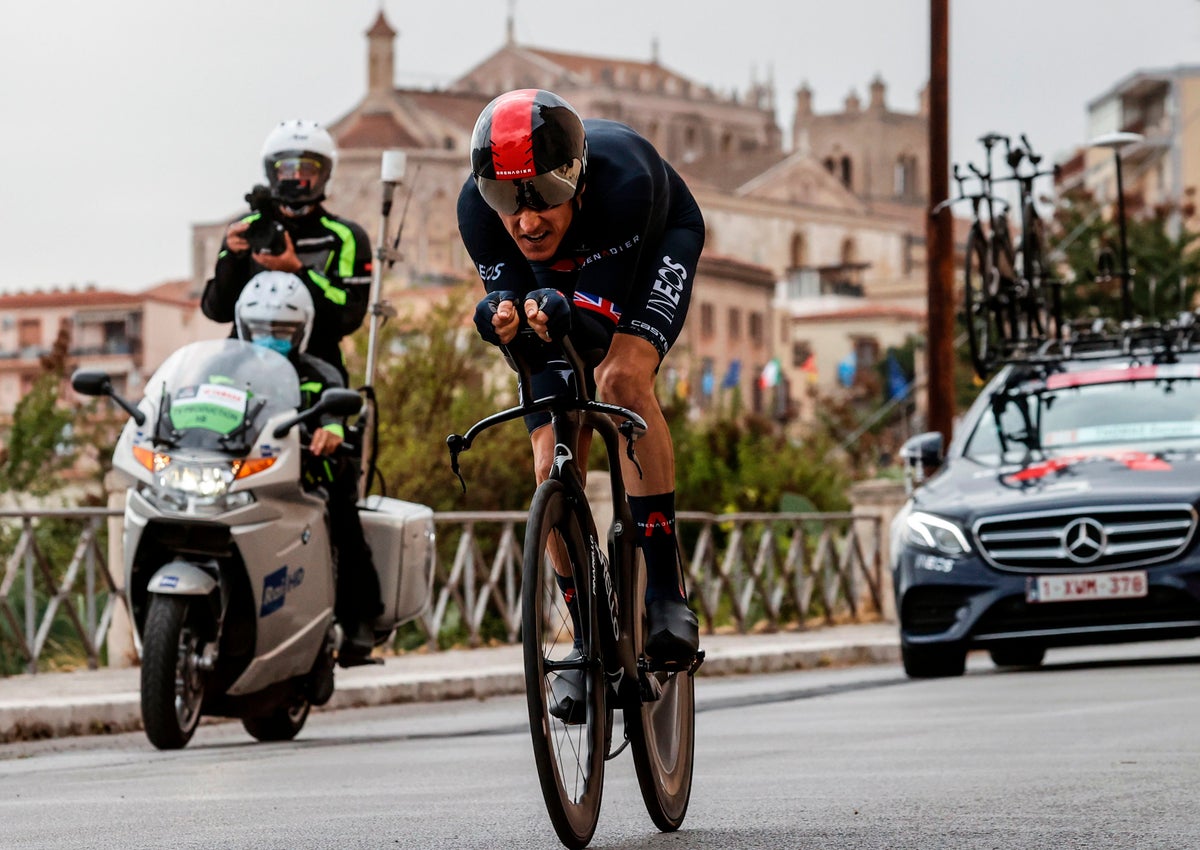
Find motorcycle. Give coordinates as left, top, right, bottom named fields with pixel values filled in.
left=71, top=338, right=434, bottom=749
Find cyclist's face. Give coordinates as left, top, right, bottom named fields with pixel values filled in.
left=497, top=200, right=575, bottom=262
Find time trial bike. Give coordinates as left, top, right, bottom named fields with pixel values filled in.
left=447, top=335, right=702, bottom=849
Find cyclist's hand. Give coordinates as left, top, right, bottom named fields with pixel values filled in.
left=524, top=288, right=571, bottom=343
left=474, top=290, right=520, bottom=345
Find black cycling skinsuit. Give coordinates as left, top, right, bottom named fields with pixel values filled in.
left=457, top=119, right=705, bottom=425
left=203, top=206, right=372, bottom=384
left=292, top=351, right=384, bottom=630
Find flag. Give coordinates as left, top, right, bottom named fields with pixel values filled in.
left=800, top=352, right=817, bottom=383
left=701, top=362, right=714, bottom=398
left=886, top=353, right=910, bottom=400
left=837, top=351, right=856, bottom=387
left=758, top=358, right=781, bottom=389
left=721, top=359, right=741, bottom=389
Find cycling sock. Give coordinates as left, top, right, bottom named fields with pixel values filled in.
left=628, top=492, right=686, bottom=604
left=554, top=574, right=585, bottom=651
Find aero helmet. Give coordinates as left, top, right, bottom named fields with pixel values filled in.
left=234, top=271, right=315, bottom=357
left=261, top=119, right=336, bottom=208
left=470, top=89, right=587, bottom=215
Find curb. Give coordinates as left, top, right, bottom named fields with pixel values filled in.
left=0, top=637, right=901, bottom=743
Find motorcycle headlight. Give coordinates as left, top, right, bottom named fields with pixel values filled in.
left=132, top=447, right=269, bottom=515
left=905, top=511, right=972, bottom=556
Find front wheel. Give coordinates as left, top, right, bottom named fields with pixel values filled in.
left=140, top=595, right=207, bottom=750
left=522, top=480, right=606, bottom=850
left=901, top=641, right=966, bottom=679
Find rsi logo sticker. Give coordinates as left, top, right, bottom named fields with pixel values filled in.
left=260, top=565, right=306, bottom=617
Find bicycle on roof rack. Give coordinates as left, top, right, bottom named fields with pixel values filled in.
left=935, top=132, right=1064, bottom=378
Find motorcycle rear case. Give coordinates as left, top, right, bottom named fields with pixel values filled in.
left=360, top=496, right=435, bottom=629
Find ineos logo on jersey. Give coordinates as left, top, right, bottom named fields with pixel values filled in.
left=646, top=255, right=687, bottom=323
left=477, top=262, right=505, bottom=282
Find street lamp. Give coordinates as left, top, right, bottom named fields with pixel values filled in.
left=1088, top=131, right=1143, bottom=322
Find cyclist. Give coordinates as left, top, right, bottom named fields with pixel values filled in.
left=234, top=271, right=383, bottom=664
left=203, top=119, right=372, bottom=384
left=457, top=89, right=704, bottom=692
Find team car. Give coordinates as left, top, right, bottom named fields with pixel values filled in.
left=892, top=335, right=1200, bottom=677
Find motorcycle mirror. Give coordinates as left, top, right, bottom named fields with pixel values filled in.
left=71, top=369, right=112, bottom=397
left=272, top=389, right=363, bottom=438
left=71, top=368, right=146, bottom=425
left=320, top=388, right=365, bottom=418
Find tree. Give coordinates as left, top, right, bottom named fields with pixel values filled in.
left=0, top=324, right=76, bottom=497
left=1051, top=186, right=1200, bottom=324
left=352, top=286, right=533, bottom=513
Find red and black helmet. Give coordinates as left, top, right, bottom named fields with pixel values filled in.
left=470, top=89, right=587, bottom=215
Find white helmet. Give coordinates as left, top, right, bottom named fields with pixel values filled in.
left=260, top=119, right=336, bottom=207
left=234, top=271, right=315, bottom=357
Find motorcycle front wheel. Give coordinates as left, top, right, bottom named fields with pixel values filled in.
left=140, top=595, right=207, bottom=750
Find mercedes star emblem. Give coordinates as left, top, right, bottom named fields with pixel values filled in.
left=1063, top=517, right=1107, bottom=564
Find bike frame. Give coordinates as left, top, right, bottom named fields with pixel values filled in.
left=447, top=338, right=653, bottom=699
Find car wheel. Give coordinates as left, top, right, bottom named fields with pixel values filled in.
left=902, top=642, right=966, bottom=678
left=989, top=647, right=1045, bottom=668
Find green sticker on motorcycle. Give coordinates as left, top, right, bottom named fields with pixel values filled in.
left=169, top=384, right=248, bottom=434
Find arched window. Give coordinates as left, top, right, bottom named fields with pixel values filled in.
left=840, top=155, right=853, bottom=189
left=841, top=237, right=857, bottom=266
left=894, top=153, right=918, bottom=199
left=790, top=232, right=807, bottom=270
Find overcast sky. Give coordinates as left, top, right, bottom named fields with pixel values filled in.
left=2, top=0, right=1197, bottom=295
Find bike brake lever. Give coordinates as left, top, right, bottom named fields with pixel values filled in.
left=446, top=434, right=467, bottom=493
left=619, top=421, right=644, bottom=480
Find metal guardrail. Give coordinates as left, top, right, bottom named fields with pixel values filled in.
left=0, top=507, right=884, bottom=673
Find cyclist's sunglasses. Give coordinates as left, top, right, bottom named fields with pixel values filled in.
left=475, top=159, right=582, bottom=215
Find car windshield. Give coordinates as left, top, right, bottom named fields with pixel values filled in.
left=142, top=338, right=301, bottom=452
left=964, top=364, right=1200, bottom=464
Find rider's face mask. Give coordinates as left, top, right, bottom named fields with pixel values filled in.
left=252, top=336, right=293, bottom=356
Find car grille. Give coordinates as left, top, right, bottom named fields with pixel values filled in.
left=974, top=504, right=1197, bottom=573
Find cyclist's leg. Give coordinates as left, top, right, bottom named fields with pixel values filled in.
left=598, top=230, right=701, bottom=663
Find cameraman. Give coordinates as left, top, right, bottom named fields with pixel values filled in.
left=202, top=119, right=372, bottom=384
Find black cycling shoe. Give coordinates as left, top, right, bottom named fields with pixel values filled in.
left=645, top=598, right=700, bottom=665
left=548, top=650, right=587, bottom=725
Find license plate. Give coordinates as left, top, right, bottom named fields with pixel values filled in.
left=1027, top=571, right=1148, bottom=603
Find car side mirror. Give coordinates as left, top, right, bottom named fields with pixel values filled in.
left=901, top=431, right=944, bottom=492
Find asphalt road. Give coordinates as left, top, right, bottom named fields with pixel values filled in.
left=2, top=642, right=1198, bottom=850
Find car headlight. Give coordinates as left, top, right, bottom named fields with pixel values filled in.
left=905, top=511, right=972, bottom=556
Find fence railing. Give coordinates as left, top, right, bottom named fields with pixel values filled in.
left=1, top=506, right=886, bottom=674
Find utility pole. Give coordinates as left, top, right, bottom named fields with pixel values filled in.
left=926, top=0, right=955, bottom=443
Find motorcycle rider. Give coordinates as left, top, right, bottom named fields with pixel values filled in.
left=457, top=89, right=704, bottom=720
left=204, top=120, right=372, bottom=384
left=234, top=271, right=383, bottom=664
